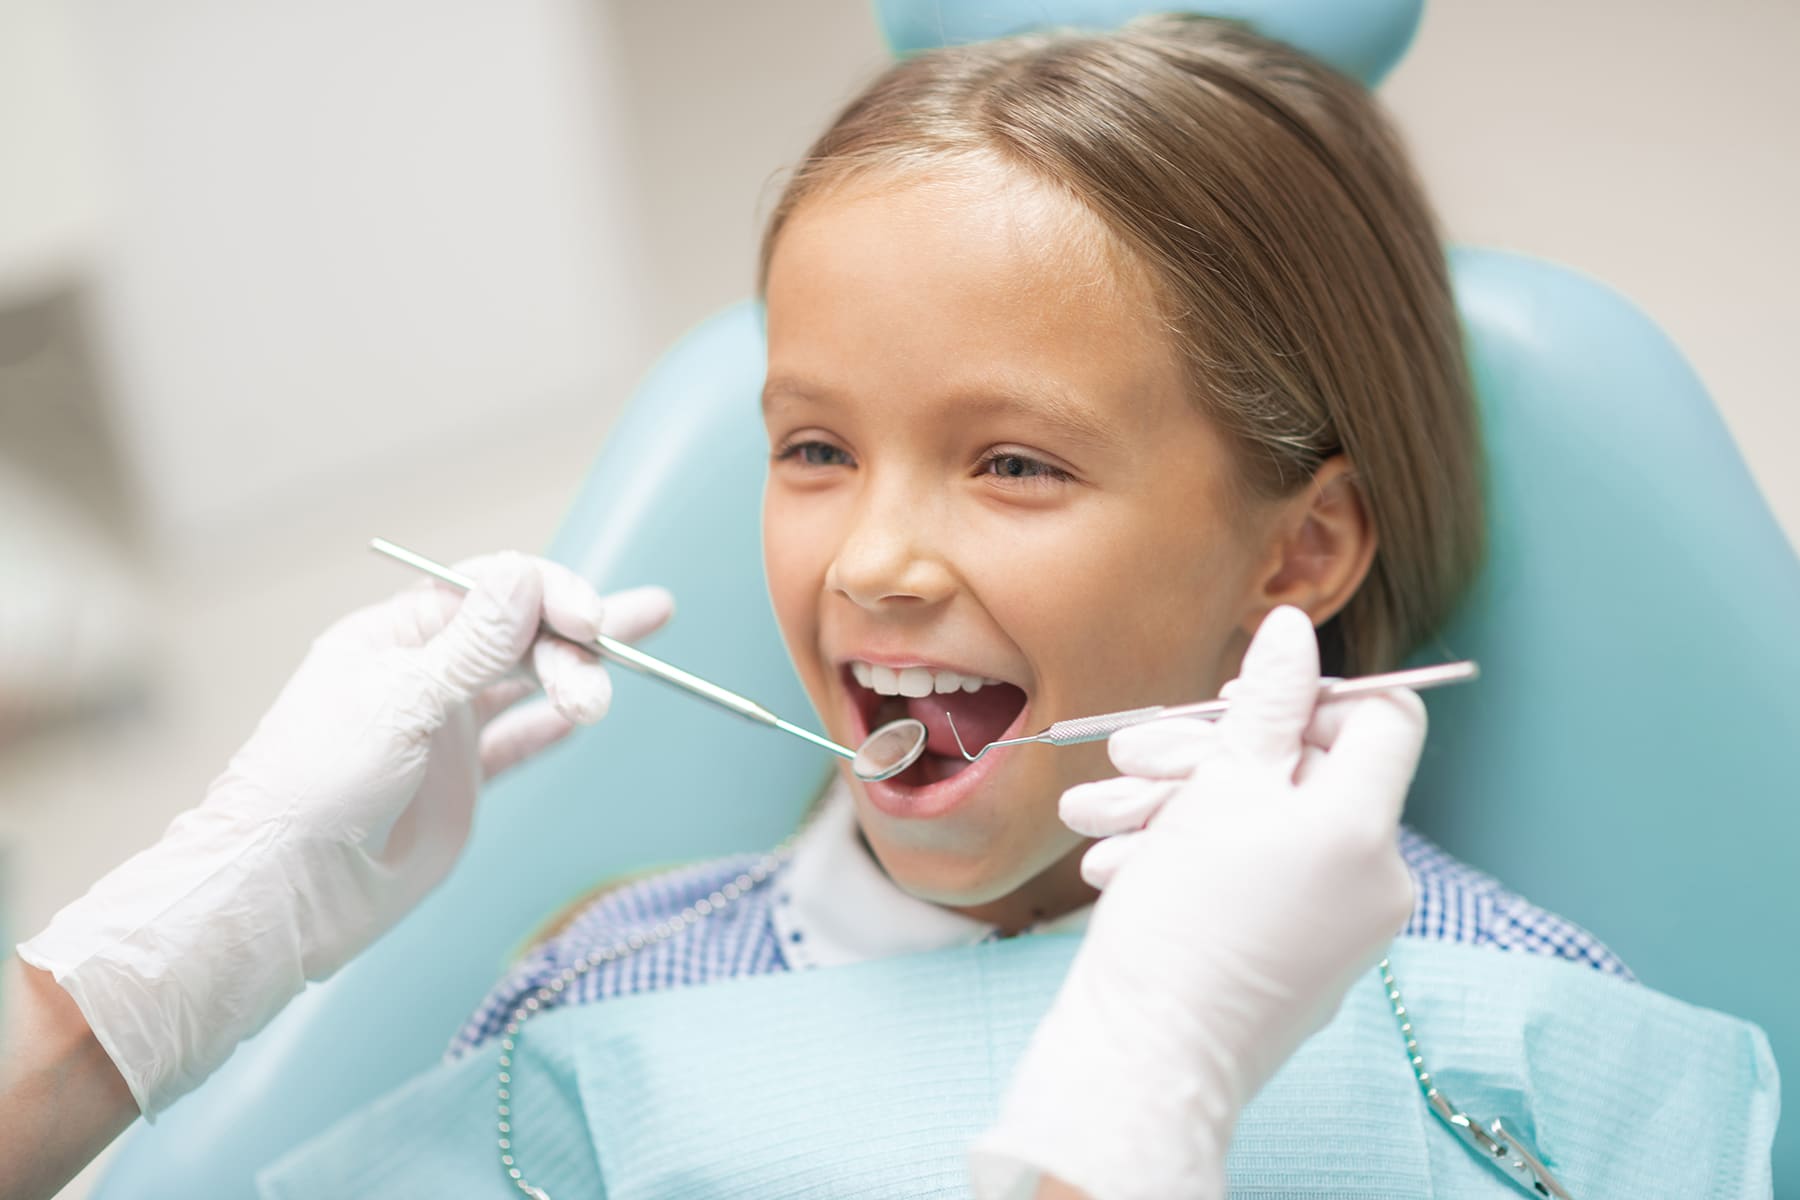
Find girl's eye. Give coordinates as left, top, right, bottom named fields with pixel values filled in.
left=775, top=439, right=853, bottom=469
left=978, top=450, right=1072, bottom=484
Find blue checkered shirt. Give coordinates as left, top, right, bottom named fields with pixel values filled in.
left=446, top=824, right=1631, bottom=1061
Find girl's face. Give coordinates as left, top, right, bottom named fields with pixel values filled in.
left=761, top=164, right=1287, bottom=928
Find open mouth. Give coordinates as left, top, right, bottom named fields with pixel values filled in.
left=841, top=662, right=1029, bottom=791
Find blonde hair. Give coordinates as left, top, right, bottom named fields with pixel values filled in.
left=758, top=14, right=1483, bottom=676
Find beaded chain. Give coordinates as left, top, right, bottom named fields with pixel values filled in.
left=1380, top=957, right=1572, bottom=1198
left=495, top=844, right=792, bottom=1199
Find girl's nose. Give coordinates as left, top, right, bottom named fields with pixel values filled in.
left=825, top=489, right=956, bottom=611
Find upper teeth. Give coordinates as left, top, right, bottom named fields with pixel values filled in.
left=850, top=661, right=1002, bottom=698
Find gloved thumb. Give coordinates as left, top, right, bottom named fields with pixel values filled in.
left=1217, top=605, right=1319, bottom=772
left=418, top=554, right=544, bottom=707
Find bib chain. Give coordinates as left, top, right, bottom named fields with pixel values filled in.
left=497, top=846, right=792, bottom=1199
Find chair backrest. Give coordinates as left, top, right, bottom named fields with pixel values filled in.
left=1407, top=250, right=1800, bottom=1187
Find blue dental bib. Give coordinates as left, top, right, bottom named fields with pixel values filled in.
left=258, top=938, right=1777, bottom=1198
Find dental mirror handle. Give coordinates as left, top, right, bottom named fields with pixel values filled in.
left=369, top=538, right=855, bottom=761
left=1020, top=660, right=1480, bottom=748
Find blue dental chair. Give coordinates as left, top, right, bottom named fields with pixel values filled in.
left=93, top=2, right=1796, bottom=1194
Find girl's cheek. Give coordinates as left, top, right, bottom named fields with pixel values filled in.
left=764, top=497, right=840, bottom=654
left=763, top=506, right=809, bottom=624
left=769, top=504, right=836, bottom=591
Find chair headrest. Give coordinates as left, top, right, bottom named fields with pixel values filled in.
left=873, top=0, right=1424, bottom=86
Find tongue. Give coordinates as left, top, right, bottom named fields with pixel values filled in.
left=906, top=684, right=1026, bottom=757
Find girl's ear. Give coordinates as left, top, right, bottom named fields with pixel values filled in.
left=1246, top=455, right=1377, bottom=629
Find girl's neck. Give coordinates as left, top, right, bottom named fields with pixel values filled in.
left=945, top=846, right=1098, bottom=936
left=855, top=828, right=1099, bottom=937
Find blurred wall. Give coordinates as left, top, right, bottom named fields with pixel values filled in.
left=602, top=1, right=888, bottom=351
left=0, top=0, right=103, bottom=303
left=68, top=0, right=651, bottom=556
left=1383, top=0, right=1799, bottom=546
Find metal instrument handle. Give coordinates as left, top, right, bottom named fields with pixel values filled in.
left=369, top=538, right=853, bottom=759
left=1037, top=660, right=1479, bottom=747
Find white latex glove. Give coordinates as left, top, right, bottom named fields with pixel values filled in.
left=18, top=552, right=671, bottom=1116
left=969, top=606, right=1424, bottom=1200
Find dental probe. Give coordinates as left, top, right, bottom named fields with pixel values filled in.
left=943, top=659, right=1480, bottom=764
left=367, top=538, right=872, bottom=769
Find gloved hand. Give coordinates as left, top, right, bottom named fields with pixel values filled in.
left=18, top=553, right=671, bottom=1116
left=968, top=606, right=1424, bottom=1200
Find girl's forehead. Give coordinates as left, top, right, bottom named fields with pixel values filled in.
left=764, top=166, right=1179, bottom=391
left=773, top=160, right=1152, bottom=310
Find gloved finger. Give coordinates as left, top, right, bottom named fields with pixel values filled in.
left=1106, top=717, right=1218, bottom=779
left=403, top=551, right=597, bottom=651
left=1079, top=832, right=1144, bottom=890
left=597, top=584, right=675, bottom=643
left=1291, top=686, right=1352, bottom=786
left=402, top=551, right=530, bottom=646
left=419, top=554, right=544, bottom=704
left=537, top=560, right=607, bottom=644
left=1060, top=776, right=1177, bottom=838
left=1310, top=689, right=1427, bottom=823
left=528, top=583, right=672, bottom=725
left=327, top=577, right=458, bottom=654
left=473, top=673, right=538, bottom=725
left=1293, top=741, right=1329, bottom=787
left=1296, top=688, right=1357, bottom=752
left=532, top=635, right=612, bottom=725
left=443, top=555, right=639, bottom=646
left=1216, top=605, right=1320, bottom=772
left=480, top=696, right=577, bottom=779
left=1239, top=674, right=1339, bottom=710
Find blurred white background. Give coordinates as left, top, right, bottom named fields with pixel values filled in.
left=1, top=2, right=1794, bottom=1194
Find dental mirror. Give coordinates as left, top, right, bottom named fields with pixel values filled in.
left=852, top=718, right=929, bottom=782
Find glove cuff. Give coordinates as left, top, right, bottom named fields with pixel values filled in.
left=969, top=940, right=1236, bottom=1200
left=15, top=808, right=309, bottom=1115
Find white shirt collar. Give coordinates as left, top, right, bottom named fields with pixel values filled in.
left=769, top=777, right=1091, bottom=971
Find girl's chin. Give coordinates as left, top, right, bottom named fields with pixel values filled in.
left=852, top=805, right=999, bottom=894
left=850, top=802, right=1082, bottom=912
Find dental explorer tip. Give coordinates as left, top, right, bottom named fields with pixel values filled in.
left=944, top=712, right=980, bottom=761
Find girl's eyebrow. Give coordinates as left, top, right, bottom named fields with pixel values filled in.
left=950, top=387, right=1125, bottom=452
left=762, top=372, right=1124, bottom=452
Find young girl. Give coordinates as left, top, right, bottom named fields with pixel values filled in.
left=446, top=2, right=1624, bottom=1111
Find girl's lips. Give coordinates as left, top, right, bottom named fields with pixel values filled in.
left=839, top=678, right=1032, bottom=821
